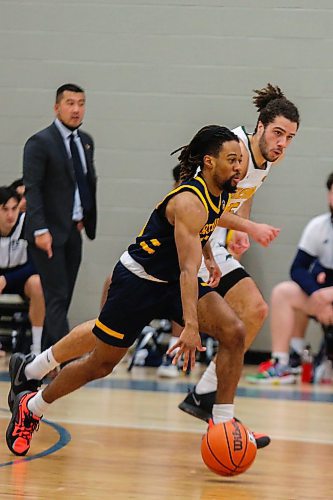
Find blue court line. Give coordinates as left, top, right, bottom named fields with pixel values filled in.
left=1, top=371, right=332, bottom=403
left=85, top=377, right=333, bottom=402
left=0, top=408, right=71, bottom=468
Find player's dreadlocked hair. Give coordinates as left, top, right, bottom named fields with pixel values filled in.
left=171, top=125, right=239, bottom=182
left=253, top=83, right=300, bottom=133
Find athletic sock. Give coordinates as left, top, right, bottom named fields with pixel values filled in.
left=30, top=326, right=43, bottom=356
left=27, top=390, right=49, bottom=418
left=271, top=351, right=289, bottom=366
left=212, top=404, right=234, bottom=424
left=290, top=337, right=305, bottom=355
left=196, top=360, right=217, bottom=394
left=25, top=347, right=59, bottom=381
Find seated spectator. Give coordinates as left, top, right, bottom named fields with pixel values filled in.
left=9, top=178, right=26, bottom=212
left=247, top=172, right=333, bottom=384
left=0, top=186, right=44, bottom=355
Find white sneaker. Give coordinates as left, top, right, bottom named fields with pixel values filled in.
left=157, top=356, right=179, bottom=378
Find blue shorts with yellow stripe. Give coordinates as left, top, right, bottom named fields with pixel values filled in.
left=92, top=261, right=214, bottom=348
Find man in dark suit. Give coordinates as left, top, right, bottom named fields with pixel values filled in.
left=23, top=83, right=97, bottom=349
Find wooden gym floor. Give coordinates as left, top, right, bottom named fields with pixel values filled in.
left=0, top=354, right=332, bottom=500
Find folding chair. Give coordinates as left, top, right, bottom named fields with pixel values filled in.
left=0, top=294, right=31, bottom=353
left=127, top=319, right=171, bottom=371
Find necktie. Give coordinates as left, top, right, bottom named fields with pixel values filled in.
left=69, top=134, right=93, bottom=213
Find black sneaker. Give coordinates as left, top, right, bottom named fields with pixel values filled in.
left=178, top=387, right=271, bottom=449
left=6, top=390, right=41, bottom=456
left=8, top=353, right=41, bottom=411
left=178, top=387, right=215, bottom=422
left=289, top=349, right=302, bottom=374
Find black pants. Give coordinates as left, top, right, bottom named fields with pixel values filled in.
left=29, top=224, right=82, bottom=350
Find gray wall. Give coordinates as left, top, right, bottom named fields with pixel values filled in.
left=1, top=1, right=332, bottom=350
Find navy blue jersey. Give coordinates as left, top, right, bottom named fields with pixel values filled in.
left=127, top=174, right=230, bottom=282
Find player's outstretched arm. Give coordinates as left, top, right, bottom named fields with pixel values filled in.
left=165, top=192, right=207, bottom=370
left=219, top=211, right=280, bottom=247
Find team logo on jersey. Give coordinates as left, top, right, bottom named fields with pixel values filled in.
left=200, top=217, right=220, bottom=241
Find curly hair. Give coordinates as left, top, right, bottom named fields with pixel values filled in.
left=253, top=83, right=300, bottom=133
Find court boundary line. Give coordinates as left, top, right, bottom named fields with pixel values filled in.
left=0, top=408, right=71, bottom=468
left=1, top=413, right=330, bottom=447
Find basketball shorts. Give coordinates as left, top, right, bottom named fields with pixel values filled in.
left=198, top=246, right=250, bottom=297
left=93, top=261, right=215, bottom=348
left=2, top=264, right=37, bottom=297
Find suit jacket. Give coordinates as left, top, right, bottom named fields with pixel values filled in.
left=23, top=122, right=97, bottom=244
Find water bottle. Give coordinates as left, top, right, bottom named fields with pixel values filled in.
left=301, top=344, right=313, bottom=383
left=314, top=358, right=333, bottom=384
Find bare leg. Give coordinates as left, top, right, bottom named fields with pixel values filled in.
left=197, top=292, right=245, bottom=404
left=292, top=310, right=309, bottom=339
left=52, top=320, right=97, bottom=363
left=224, top=277, right=268, bottom=351
left=24, top=275, right=45, bottom=354
left=197, top=277, right=267, bottom=375
left=24, top=275, right=45, bottom=327
left=42, top=335, right=128, bottom=403
left=270, top=281, right=309, bottom=353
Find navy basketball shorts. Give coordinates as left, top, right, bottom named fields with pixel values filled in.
left=2, top=267, right=37, bottom=298
left=92, top=261, right=215, bottom=348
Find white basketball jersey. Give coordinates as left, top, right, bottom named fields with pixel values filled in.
left=208, top=126, right=273, bottom=249
left=225, top=126, right=272, bottom=214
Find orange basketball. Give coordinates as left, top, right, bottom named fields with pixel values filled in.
left=201, top=419, right=257, bottom=477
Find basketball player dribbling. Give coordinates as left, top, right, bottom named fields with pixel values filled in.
left=178, top=84, right=300, bottom=436
left=7, top=125, right=278, bottom=456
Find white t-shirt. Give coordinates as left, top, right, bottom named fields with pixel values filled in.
left=298, top=213, right=333, bottom=269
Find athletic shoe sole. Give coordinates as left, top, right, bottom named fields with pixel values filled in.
left=178, top=399, right=211, bottom=422
left=246, top=374, right=296, bottom=385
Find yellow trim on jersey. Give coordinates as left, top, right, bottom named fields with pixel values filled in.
left=156, top=184, right=209, bottom=216
left=138, top=222, right=148, bottom=237
left=95, top=319, right=124, bottom=339
left=195, top=176, right=221, bottom=214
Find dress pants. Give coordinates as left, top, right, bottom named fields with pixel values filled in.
left=29, top=223, right=82, bottom=350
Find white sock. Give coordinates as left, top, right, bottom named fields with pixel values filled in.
left=30, top=326, right=43, bottom=355
left=27, top=390, right=50, bottom=418
left=271, top=351, right=289, bottom=366
left=212, top=404, right=234, bottom=424
left=25, top=347, right=59, bottom=380
left=290, top=337, right=305, bottom=355
left=196, top=361, right=217, bottom=394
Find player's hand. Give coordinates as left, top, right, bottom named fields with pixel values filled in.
left=35, top=231, right=53, bottom=258
left=167, top=326, right=206, bottom=371
left=317, top=272, right=326, bottom=285
left=248, top=223, right=280, bottom=247
left=204, top=257, right=221, bottom=288
left=227, top=231, right=250, bottom=257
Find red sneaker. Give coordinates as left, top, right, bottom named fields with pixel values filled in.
left=6, top=391, right=41, bottom=456
left=208, top=417, right=271, bottom=449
